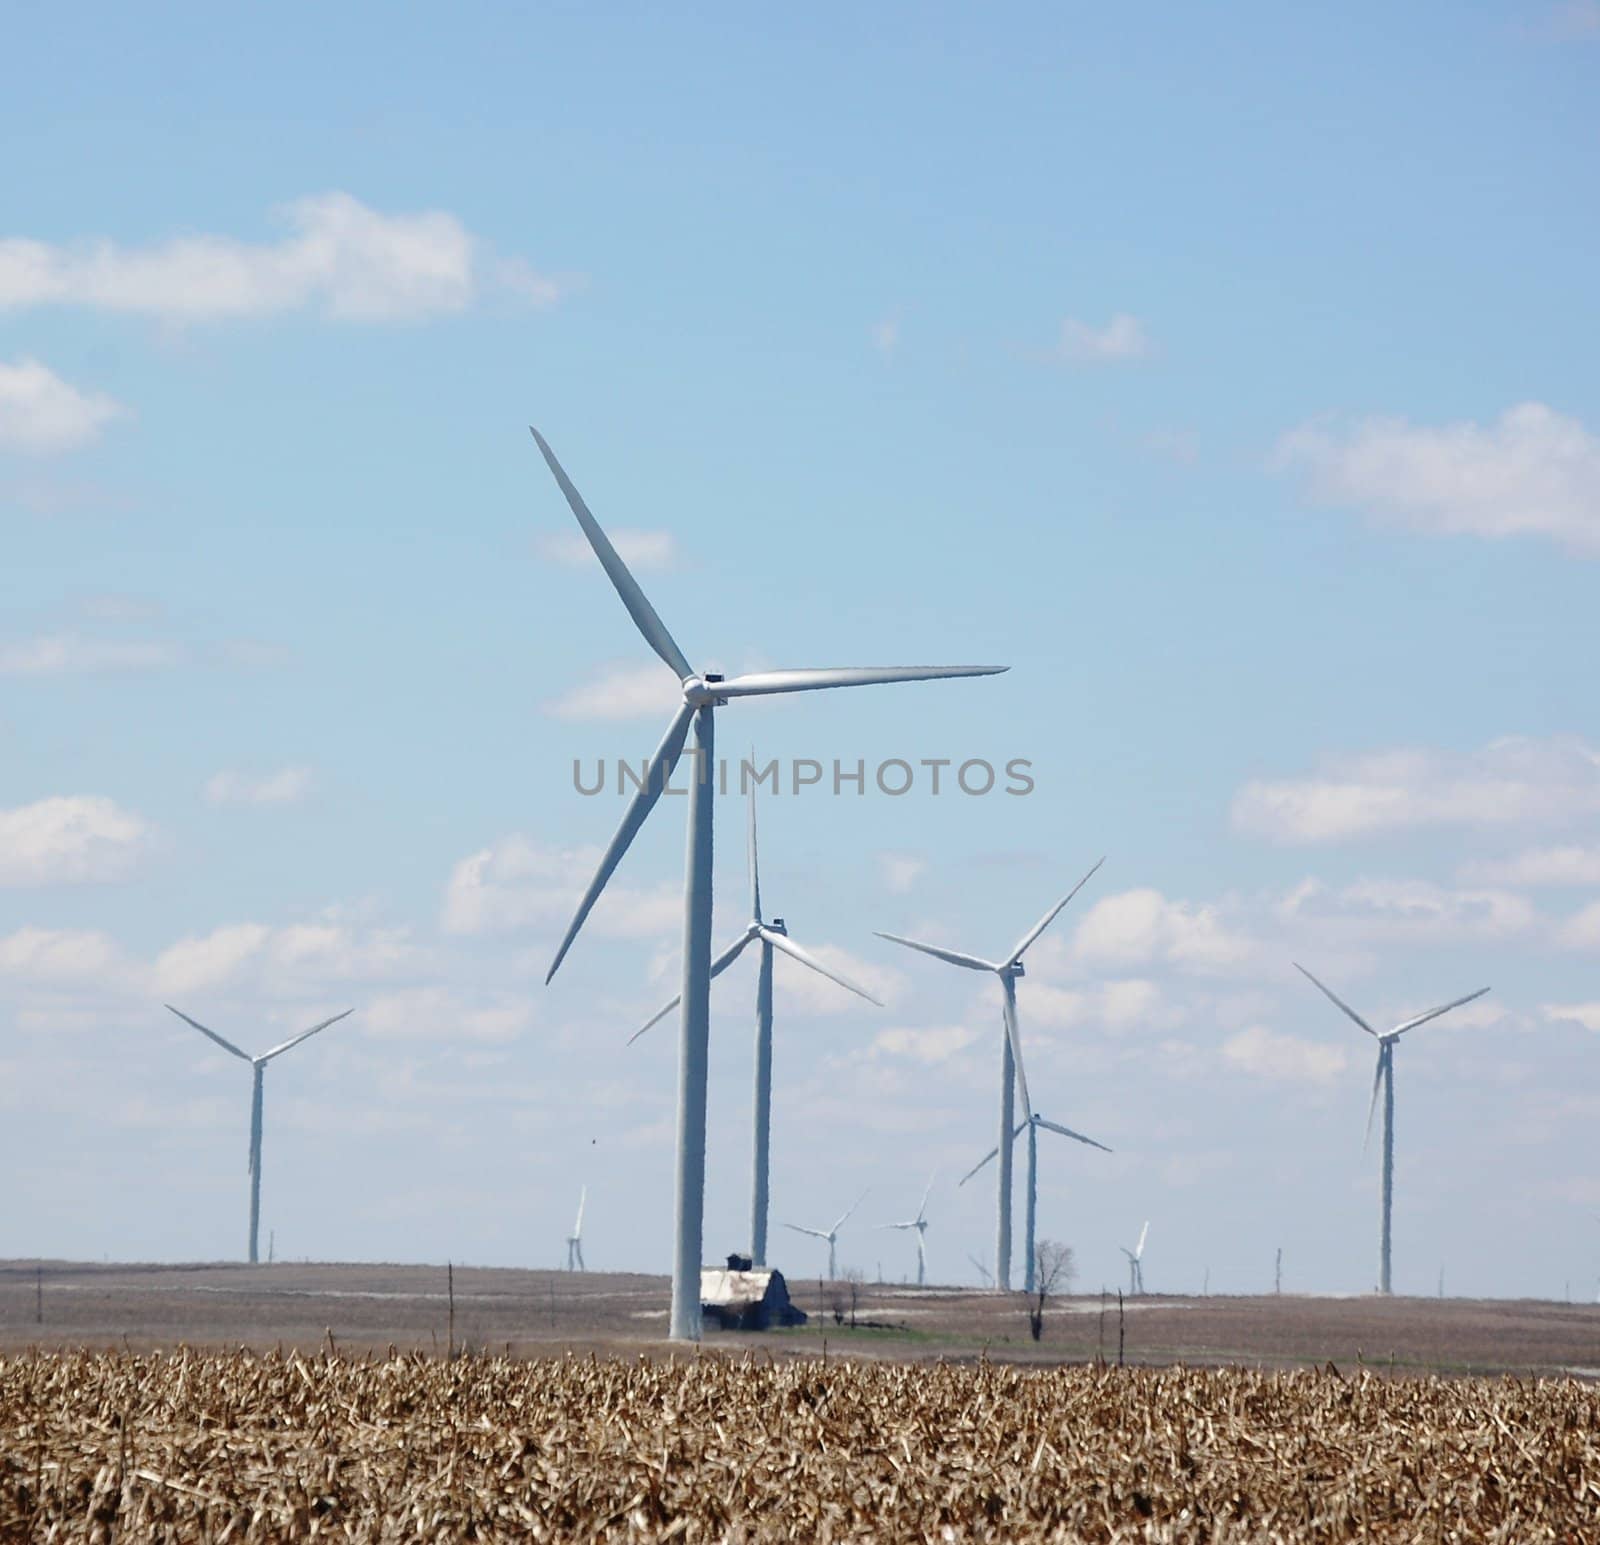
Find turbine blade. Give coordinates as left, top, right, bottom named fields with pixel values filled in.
left=1135, top=1221, right=1149, bottom=1260
left=712, top=665, right=1007, bottom=698
left=547, top=702, right=694, bottom=982
left=959, top=1146, right=1000, bottom=1186
left=165, top=1005, right=252, bottom=1063
left=832, top=1189, right=869, bottom=1235
left=782, top=1224, right=829, bottom=1241
left=873, top=932, right=996, bottom=973
left=1293, top=962, right=1378, bottom=1037
left=1389, top=986, right=1491, bottom=1038
left=574, top=1186, right=587, bottom=1235
left=1002, top=987, right=1032, bottom=1121
left=1363, top=1045, right=1386, bottom=1151
left=763, top=929, right=882, bottom=1005
left=917, top=1174, right=935, bottom=1222
left=1037, top=1117, right=1113, bottom=1154
left=528, top=428, right=693, bottom=681
left=1005, top=857, right=1106, bottom=966
left=626, top=931, right=754, bottom=1045
left=747, top=770, right=762, bottom=923
left=258, top=1008, right=355, bottom=1063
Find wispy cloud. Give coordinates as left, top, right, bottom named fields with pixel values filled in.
left=1233, top=736, right=1600, bottom=844
left=203, top=767, right=313, bottom=807
left=0, top=358, right=124, bottom=453
left=876, top=851, right=927, bottom=895
left=536, top=529, right=676, bottom=570
left=1071, top=887, right=1259, bottom=975
left=1277, top=402, right=1600, bottom=554
left=0, top=193, right=568, bottom=324
left=1461, top=845, right=1600, bottom=887
left=0, top=795, right=151, bottom=885
left=870, top=314, right=900, bottom=360
left=1055, top=313, right=1151, bottom=363
left=0, top=632, right=182, bottom=675
left=543, top=660, right=681, bottom=721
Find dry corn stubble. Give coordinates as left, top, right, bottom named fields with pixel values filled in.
left=4, top=1350, right=1599, bottom=1541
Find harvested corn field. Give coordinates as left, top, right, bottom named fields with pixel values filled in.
left=4, top=1350, right=1599, bottom=1541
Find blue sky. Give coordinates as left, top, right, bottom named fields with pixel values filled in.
left=4, top=2, right=1599, bottom=1300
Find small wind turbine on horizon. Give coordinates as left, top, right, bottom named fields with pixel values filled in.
left=629, top=779, right=881, bottom=1268
left=163, top=1004, right=354, bottom=1265
left=566, top=1187, right=587, bottom=1271
left=1294, top=963, right=1489, bottom=1296
left=1121, top=1220, right=1149, bottom=1295
left=530, top=426, right=1004, bottom=1342
left=961, top=1110, right=1111, bottom=1293
left=967, top=1253, right=994, bottom=1288
left=876, top=858, right=1104, bottom=1291
left=782, top=1191, right=867, bottom=1280
left=877, top=1175, right=935, bottom=1286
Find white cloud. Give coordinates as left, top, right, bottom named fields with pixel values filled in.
left=0, top=193, right=566, bottom=324
left=1233, top=736, right=1600, bottom=844
left=1548, top=1, right=1600, bottom=39
left=153, top=918, right=418, bottom=997
left=1544, top=1002, right=1600, bottom=1032
left=1277, top=402, right=1600, bottom=554
left=0, top=358, right=124, bottom=453
left=0, top=926, right=126, bottom=985
left=1222, top=1025, right=1348, bottom=1084
left=203, top=766, right=313, bottom=807
left=867, top=1025, right=977, bottom=1064
left=1071, top=888, right=1258, bottom=975
left=877, top=851, right=926, bottom=895
left=1557, top=901, right=1600, bottom=952
left=361, top=986, right=531, bottom=1045
left=1462, top=845, right=1600, bottom=887
left=544, top=660, right=682, bottom=721
left=536, top=529, right=677, bottom=570
left=0, top=795, right=150, bottom=885
left=1056, top=313, right=1150, bottom=363
left=154, top=923, right=272, bottom=996
left=870, top=315, right=899, bottom=359
left=1024, top=978, right=1178, bottom=1034
left=0, top=632, right=183, bottom=675
left=1280, top=876, right=1536, bottom=943
left=442, top=834, right=679, bottom=939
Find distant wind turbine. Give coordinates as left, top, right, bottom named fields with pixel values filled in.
left=531, top=428, right=1004, bottom=1341
left=782, top=1191, right=867, bottom=1280
left=967, top=1253, right=994, bottom=1288
left=1121, top=1221, right=1149, bottom=1295
left=876, top=858, right=1104, bottom=1290
left=1294, top=963, right=1489, bottom=1296
left=877, top=1175, right=935, bottom=1286
left=164, top=1004, right=353, bottom=1265
left=566, top=1187, right=587, bottom=1271
left=961, top=1110, right=1111, bottom=1292
left=629, top=779, right=881, bottom=1267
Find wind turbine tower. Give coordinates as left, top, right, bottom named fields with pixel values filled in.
left=164, top=1005, right=353, bottom=1265
left=566, top=1187, right=587, bottom=1271
left=877, top=858, right=1104, bottom=1290
left=782, top=1191, right=867, bottom=1280
left=1294, top=963, right=1488, bottom=1295
left=530, top=427, right=1003, bottom=1341
left=1120, top=1221, right=1149, bottom=1295
left=630, top=781, right=881, bottom=1267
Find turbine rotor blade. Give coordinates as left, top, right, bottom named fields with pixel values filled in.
left=1293, top=962, right=1378, bottom=1037
left=1363, top=1044, right=1386, bottom=1151
left=712, top=665, right=1007, bottom=699
left=1389, top=986, right=1491, bottom=1039
left=873, top=932, right=996, bottom=973
left=165, top=1005, right=252, bottom=1063
left=547, top=702, right=695, bottom=982
left=528, top=428, right=693, bottom=681
left=1135, top=1221, right=1149, bottom=1261
left=763, top=929, right=883, bottom=1005
left=258, top=1008, right=355, bottom=1063
left=917, top=1174, right=935, bottom=1222
left=1036, top=1117, right=1113, bottom=1154
left=574, top=1186, right=587, bottom=1235
left=1006, top=856, right=1106, bottom=966
left=626, top=932, right=755, bottom=1045
left=782, top=1224, right=829, bottom=1241
left=959, top=1146, right=1000, bottom=1186
left=747, top=770, right=762, bottom=923
left=1001, top=988, right=1032, bottom=1121
left=831, top=1189, right=869, bottom=1235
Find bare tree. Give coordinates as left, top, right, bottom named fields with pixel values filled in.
left=1026, top=1239, right=1075, bottom=1342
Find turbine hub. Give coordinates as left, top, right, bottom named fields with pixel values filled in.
left=1006, top=960, right=1026, bottom=979
left=683, top=673, right=727, bottom=707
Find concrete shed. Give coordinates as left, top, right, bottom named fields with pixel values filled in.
left=700, top=1267, right=808, bottom=1331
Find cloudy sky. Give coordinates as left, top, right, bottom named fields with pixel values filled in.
left=5, top=3, right=1599, bottom=1300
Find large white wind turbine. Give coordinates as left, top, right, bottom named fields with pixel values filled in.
left=530, top=428, right=1004, bottom=1341
left=566, top=1186, right=587, bottom=1271
left=629, top=781, right=881, bottom=1267
left=961, top=1111, right=1110, bottom=1293
left=163, top=1005, right=353, bottom=1264
left=877, top=1175, right=935, bottom=1286
left=876, top=858, right=1104, bottom=1291
left=1294, top=963, right=1489, bottom=1296
left=1120, top=1220, right=1149, bottom=1295
left=782, top=1191, right=867, bottom=1280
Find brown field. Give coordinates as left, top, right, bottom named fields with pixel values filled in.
left=6, top=1346, right=1600, bottom=1540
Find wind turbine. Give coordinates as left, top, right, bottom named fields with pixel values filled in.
left=530, top=427, right=1004, bottom=1341
left=877, top=1175, right=935, bottom=1286
left=961, top=1111, right=1110, bottom=1293
left=1120, top=1220, right=1149, bottom=1295
left=163, top=1004, right=353, bottom=1265
left=629, top=780, right=881, bottom=1267
left=876, top=858, right=1104, bottom=1290
left=782, top=1190, right=867, bottom=1280
left=566, top=1187, right=587, bottom=1271
left=967, top=1253, right=994, bottom=1287
left=1294, top=963, right=1489, bottom=1296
